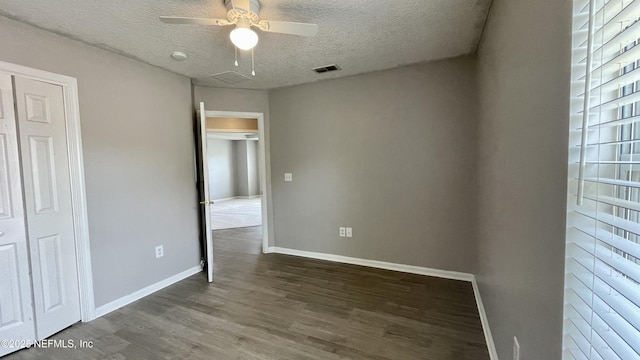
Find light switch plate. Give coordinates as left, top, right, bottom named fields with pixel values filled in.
left=284, top=173, right=293, bottom=182
left=346, top=227, right=352, bottom=237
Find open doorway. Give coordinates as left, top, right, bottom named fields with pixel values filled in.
left=206, top=130, right=262, bottom=230
left=196, top=106, right=270, bottom=282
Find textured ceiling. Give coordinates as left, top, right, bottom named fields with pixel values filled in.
left=0, top=0, right=491, bottom=90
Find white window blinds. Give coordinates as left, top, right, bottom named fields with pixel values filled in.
left=565, top=0, right=640, bottom=359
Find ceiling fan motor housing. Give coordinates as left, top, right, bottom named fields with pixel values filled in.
left=225, top=0, right=261, bottom=23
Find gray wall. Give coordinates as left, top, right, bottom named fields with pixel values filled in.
left=207, top=138, right=236, bottom=200
left=194, top=86, right=274, bottom=246
left=247, top=140, right=259, bottom=196
left=0, top=16, right=200, bottom=307
left=268, top=57, right=478, bottom=272
left=234, top=140, right=249, bottom=196
left=206, top=138, right=260, bottom=200
left=476, top=0, right=572, bottom=358
left=234, top=140, right=260, bottom=197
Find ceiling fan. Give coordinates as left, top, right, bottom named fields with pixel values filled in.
left=160, top=0, right=318, bottom=51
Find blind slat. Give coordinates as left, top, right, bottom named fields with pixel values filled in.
left=581, top=18, right=640, bottom=67
left=587, top=66, right=640, bottom=95
left=591, top=39, right=640, bottom=75
left=573, top=240, right=640, bottom=289
left=583, top=177, right=640, bottom=188
left=593, top=279, right=640, bottom=334
left=573, top=224, right=640, bottom=259
left=585, top=138, right=640, bottom=147
left=567, top=255, right=640, bottom=323
left=600, top=0, right=640, bottom=31
left=578, top=114, right=640, bottom=130
left=580, top=0, right=640, bottom=64
left=574, top=209, right=640, bottom=238
left=586, top=90, right=640, bottom=113
left=584, top=160, right=640, bottom=164
left=569, top=244, right=640, bottom=312
left=576, top=209, right=640, bottom=239
left=591, top=315, right=639, bottom=359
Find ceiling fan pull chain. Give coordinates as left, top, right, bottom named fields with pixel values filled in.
left=234, top=46, right=239, bottom=66
left=251, top=48, right=256, bottom=76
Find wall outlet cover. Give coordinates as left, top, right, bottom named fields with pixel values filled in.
left=284, top=173, right=293, bottom=182
left=339, top=227, right=346, bottom=237
left=155, top=245, right=164, bottom=258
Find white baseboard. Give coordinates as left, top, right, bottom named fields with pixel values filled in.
left=94, top=265, right=202, bottom=319
left=266, top=246, right=497, bottom=359
left=471, top=278, right=499, bottom=360
left=267, top=246, right=474, bottom=282
left=214, top=195, right=261, bottom=202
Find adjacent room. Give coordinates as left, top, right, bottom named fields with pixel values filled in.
left=0, top=0, right=638, bottom=359
left=205, top=116, right=263, bottom=231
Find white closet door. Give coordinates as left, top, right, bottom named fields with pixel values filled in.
left=13, top=76, right=80, bottom=340
left=0, top=74, right=36, bottom=356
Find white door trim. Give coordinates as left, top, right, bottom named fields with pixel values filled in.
left=0, top=60, right=95, bottom=321
left=202, top=110, right=271, bottom=253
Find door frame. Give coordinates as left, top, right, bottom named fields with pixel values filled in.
left=202, top=109, right=271, bottom=253
left=0, top=60, right=95, bottom=321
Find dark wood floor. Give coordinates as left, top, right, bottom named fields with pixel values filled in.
left=6, top=226, right=489, bottom=359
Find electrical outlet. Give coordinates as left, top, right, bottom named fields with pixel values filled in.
left=513, top=336, right=520, bottom=360
left=346, top=227, right=352, bottom=237
left=339, top=227, right=346, bottom=237
left=284, top=173, right=293, bottom=182
left=155, top=245, right=164, bottom=259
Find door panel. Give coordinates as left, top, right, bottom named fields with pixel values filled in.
left=24, top=94, right=52, bottom=124
left=0, top=244, right=23, bottom=326
left=0, top=134, right=13, bottom=218
left=28, top=135, right=58, bottom=214
left=14, top=76, right=80, bottom=340
left=197, top=102, right=214, bottom=282
left=0, top=74, right=36, bottom=357
left=37, top=234, right=65, bottom=313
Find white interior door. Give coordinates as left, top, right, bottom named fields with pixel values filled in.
left=13, top=76, right=81, bottom=339
left=0, top=74, right=36, bottom=356
left=198, top=102, right=214, bottom=282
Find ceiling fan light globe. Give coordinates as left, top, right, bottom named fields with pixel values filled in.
left=230, top=27, right=258, bottom=50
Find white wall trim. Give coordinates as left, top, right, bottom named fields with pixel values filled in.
left=94, top=266, right=201, bottom=318
left=0, top=60, right=96, bottom=322
left=213, top=195, right=261, bottom=202
left=471, top=278, right=499, bottom=360
left=266, top=246, right=474, bottom=282
left=213, top=196, right=238, bottom=203
left=203, top=110, right=271, bottom=254
left=266, top=246, right=497, bottom=359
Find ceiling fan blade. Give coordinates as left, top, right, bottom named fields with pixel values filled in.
left=159, top=16, right=231, bottom=26
left=257, top=20, right=318, bottom=37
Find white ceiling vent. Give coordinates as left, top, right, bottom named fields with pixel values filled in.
left=313, top=64, right=341, bottom=74
left=210, top=71, right=252, bottom=84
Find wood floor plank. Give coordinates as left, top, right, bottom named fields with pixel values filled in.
left=5, top=226, right=489, bottom=359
